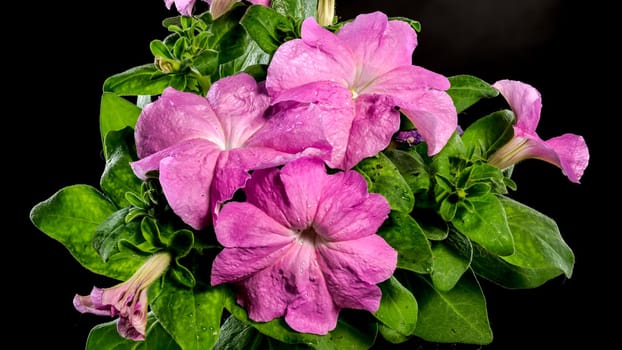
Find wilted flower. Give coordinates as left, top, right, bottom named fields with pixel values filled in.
left=211, top=157, right=397, bottom=334
left=73, top=253, right=171, bottom=341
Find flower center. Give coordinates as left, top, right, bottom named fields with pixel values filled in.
left=297, top=227, right=318, bottom=246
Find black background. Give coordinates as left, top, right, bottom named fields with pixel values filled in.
left=14, top=1, right=612, bottom=349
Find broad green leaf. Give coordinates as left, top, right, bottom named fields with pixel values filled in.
left=100, top=127, right=143, bottom=207
left=240, top=5, right=297, bottom=55
left=459, top=240, right=566, bottom=289
left=192, top=49, right=220, bottom=76
left=99, top=92, right=141, bottom=149
left=430, top=132, right=466, bottom=179
left=355, top=152, right=414, bottom=213
left=451, top=193, right=514, bottom=256
left=374, top=276, right=418, bottom=343
left=215, top=316, right=310, bottom=350
left=430, top=241, right=471, bottom=292
left=103, top=64, right=171, bottom=96
left=461, top=110, right=514, bottom=161
left=447, top=75, right=499, bottom=113
left=271, top=0, right=318, bottom=19
left=500, top=196, right=574, bottom=278
left=86, top=315, right=182, bottom=350
left=378, top=212, right=433, bottom=274
left=410, top=272, right=493, bottom=345
left=30, top=184, right=145, bottom=280
left=150, top=282, right=227, bottom=350
left=223, top=289, right=376, bottom=350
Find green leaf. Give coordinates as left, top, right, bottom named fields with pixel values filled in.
left=150, top=39, right=174, bottom=60
left=99, top=92, right=141, bottom=149
left=217, top=39, right=270, bottom=79
left=430, top=240, right=471, bottom=292
left=447, top=75, right=499, bottom=114
left=451, top=193, right=514, bottom=256
left=216, top=316, right=311, bottom=350
left=192, top=49, right=220, bottom=76
left=410, top=272, right=493, bottom=345
left=461, top=110, right=514, bottom=161
left=271, top=0, right=318, bottom=19
left=500, top=196, right=574, bottom=278
left=30, top=185, right=146, bottom=280
left=150, top=282, right=227, bottom=350
left=378, top=212, right=433, bottom=274
left=241, top=5, right=298, bottom=55
left=354, top=152, right=414, bottom=213
left=382, top=149, right=432, bottom=199
left=104, top=64, right=171, bottom=96
left=86, top=315, right=182, bottom=350
left=223, top=288, right=376, bottom=350
left=100, top=127, right=143, bottom=207
left=93, top=207, right=145, bottom=262
left=374, top=276, right=418, bottom=343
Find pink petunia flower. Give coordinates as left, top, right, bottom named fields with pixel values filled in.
left=210, top=157, right=397, bottom=335
left=266, top=11, right=457, bottom=170
left=163, top=0, right=269, bottom=17
left=130, top=73, right=328, bottom=230
left=73, top=253, right=171, bottom=341
left=488, top=79, right=589, bottom=183
left=164, top=0, right=208, bottom=16
left=206, top=0, right=271, bottom=19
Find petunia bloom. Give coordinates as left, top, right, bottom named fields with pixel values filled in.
left=210, top=157, right=397, bottom=335
left=266, top=11, right=457, bottom=170
left=487, top=79, right=589, bottom=183
left=164, top=0, right=208, bottom=16
left=130, top=73, right=328, bottom=230
left=206, top=0, right=271, bottom=19
left=73, top=253, right=171, bottom=341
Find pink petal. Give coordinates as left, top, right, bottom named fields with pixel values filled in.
left=132, top=139, right=220, bottom=230
left=337, top=12, right=417, bottom=83
left=543, top=134, right=589, bottom=183
left=492, top=79, right=542, bottom=134
left=315, top=171, right=390, bottom=241
left=343, top=94, right=400, bottom=169
left=206, top=73, right=270, bottom=149
left=266, top=18, right=355, bottom=99
left=134, top=87, right=225, bottom=158
left=317, top=235, right=397, bottom=311
left=395, top=89, right=458, bottom=155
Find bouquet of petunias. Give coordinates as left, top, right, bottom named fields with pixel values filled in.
left=30, top=0, right=590, bottom=348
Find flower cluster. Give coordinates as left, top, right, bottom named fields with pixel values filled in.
left=30, top=1, right=589, bottom=349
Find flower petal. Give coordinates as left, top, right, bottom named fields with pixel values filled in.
left=266, top=17, right=355, bottom=99
left=135, top=87, right=225, bottom=158
left=337, top=12, right=417, bottom=82
left=544, top=134, right=590, bottom=183
left=132, top=139, right=220, bottom=230
left=492, top=79, right=542, bottom=134
left=315, top=171, right=390, bottom=241
left=317, top=235, right=397, bottom=311
left=343, top=94, right=400, bottom=169
left=206, top=73, right=270, bottom=149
